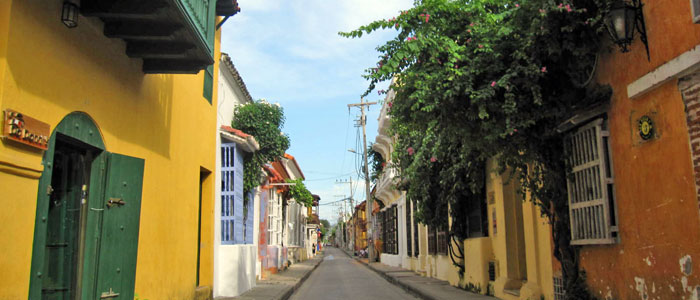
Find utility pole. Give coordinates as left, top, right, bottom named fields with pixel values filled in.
left=348, top=98, right=377, bottom=262
left=336, top=177, right=354, bottom=252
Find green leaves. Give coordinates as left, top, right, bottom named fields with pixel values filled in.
left=286, top=178, right=314, bottom=207
left=344, top=0, right=612, bottom=241
left=232, top=100, right=291, bottom=194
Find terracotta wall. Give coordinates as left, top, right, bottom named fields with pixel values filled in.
left=580, top=1, right=700, bottom=299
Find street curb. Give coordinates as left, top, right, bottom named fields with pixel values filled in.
left=338, top=248, right=438, bottom=300
left=279, top=253, right=325, bottom=300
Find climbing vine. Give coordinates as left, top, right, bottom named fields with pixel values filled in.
left=232, top=100, right=290, bottom=197
left=342, top=0, right=614, bottom=298
left=286, top=178, right=314, bottom=207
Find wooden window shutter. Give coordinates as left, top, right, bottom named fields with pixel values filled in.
left=565, top=118, right=617, bottom=245
left=203, top=65, right=214, bottom=104
left=89, top=152, right=144, bottom=300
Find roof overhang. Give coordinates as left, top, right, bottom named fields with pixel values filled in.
left=220, top=126, right=259, bottom=153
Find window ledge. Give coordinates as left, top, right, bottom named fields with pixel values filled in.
left=628, top=44, right=700, bottom=99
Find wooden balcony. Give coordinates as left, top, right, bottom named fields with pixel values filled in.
left=81, top=0, right=239, bottom=74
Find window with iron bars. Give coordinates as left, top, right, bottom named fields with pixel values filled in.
left=412, top=199, right=419, bottom=257
left=405, top=198, right=412, bottom=257
left=382, top=206, right=399, bottom=255
left=565, top=117, right=618, bottom=245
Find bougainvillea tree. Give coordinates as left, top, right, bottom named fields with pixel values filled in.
left=342, top=0, right=613, bottom=297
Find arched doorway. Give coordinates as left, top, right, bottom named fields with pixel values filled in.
left=28, top=112, right=144, bottom=300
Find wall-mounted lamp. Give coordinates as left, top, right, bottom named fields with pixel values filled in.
left=61, top=1, right=79, bottom=28
left=604, top=0, right=650, bottom=61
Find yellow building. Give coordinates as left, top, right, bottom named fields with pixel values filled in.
left=374, top=85, right=556, bottom=299
left=0, top=1, right=238, bottom=299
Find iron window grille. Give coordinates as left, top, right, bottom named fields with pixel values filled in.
left=405, top=198, right=412, bottom=257
left=412, top=199, right=420, bottom=257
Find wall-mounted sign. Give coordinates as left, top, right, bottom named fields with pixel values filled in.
left=638, top=115, right=654, bottom=140
left=3, top=109, right=50, bottom=150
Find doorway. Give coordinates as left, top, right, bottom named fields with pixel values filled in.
left=41, top=136, right=98, bottom=299
left=29, top=112, right=145, bottom=300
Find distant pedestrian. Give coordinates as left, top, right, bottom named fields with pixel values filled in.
left=312, top=243, right=316, bottom=255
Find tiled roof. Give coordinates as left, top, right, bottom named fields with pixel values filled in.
left=220, top=53, right=253, bottom=103
left=220, top=125, right=251, bottom=138
left=283, top=153, right=305, bottom=180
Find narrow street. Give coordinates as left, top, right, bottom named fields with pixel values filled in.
left=289, top=247, right=420, bottom=300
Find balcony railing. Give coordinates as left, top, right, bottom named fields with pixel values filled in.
left=81, top=0, right=239, bottom=74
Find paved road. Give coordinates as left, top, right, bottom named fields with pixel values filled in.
left=289, top=247, right=420, bottom=300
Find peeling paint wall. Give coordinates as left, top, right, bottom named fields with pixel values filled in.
left=578, top=1, right=700, bottom=299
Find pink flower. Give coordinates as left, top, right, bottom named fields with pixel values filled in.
left=395, top=23, right=399, bottom=28
left=515, top=4, right=520, bottom=8
left=455, top=65, right=459, bottom=69
left=388, top=102, right=393, bottom=108
left=430, top=156, right=437, bottom=162
left=541, top=66, right=547, bottom=73
left=467, top=29, right=472, bottom=33
left=491, top=81, right=496, bottom=87
left=425, top=14, right=430, bottom=22
left=539, top=9, right=546, bottom=14
left=558, top=3, right=563, bottom=8
left=513, top=129, right=518, bottom=132
left=566, top=4, right=572, bottom=12
left=478, top=44, right=484, bottom=48
left=584, top=20, right=589, bottom=25
left=470, top=23, right=474, bottom=27
left=407, top=147, right=415, bottom=155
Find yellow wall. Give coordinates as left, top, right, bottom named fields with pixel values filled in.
left=0, top=1, right=219, bottom=298
left=475, top=159, right=555, bottom=300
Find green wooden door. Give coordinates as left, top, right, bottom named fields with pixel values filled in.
left=90, top=153, right=144, bottom=299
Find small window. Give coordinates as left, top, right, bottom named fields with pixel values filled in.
left=565, top=118, right=618, bottom=245
left=691, top=0, right=700, bottom=23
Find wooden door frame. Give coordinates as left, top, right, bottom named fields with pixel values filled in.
left=29, top=112, right=105, bottom=299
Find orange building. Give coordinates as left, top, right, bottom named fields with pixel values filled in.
left=559, top=1, right=700, bottom=299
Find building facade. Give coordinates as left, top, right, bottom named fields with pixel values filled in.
left=566, top=2, right=700, bottom=299
left=213, top=53, right=260, bottom=298
left=0, top=1, right=239, bottom=299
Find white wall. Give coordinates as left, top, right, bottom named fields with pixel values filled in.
left=214, top=245, right=257, bottom=297
left=214, top=57, right=257, bottom=298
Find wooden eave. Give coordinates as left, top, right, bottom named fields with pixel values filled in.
left=81, top=0, right=222, bottom=74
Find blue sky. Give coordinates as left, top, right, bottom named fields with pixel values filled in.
left=220, top=0, right=413, bottom=224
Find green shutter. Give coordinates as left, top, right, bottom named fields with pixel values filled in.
left=203, top=65, right=213, bottom=104
left=92, top=153, right=145, bottom=299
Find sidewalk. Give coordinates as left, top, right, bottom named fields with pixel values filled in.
left=224, top=254, right=324, bottom=300
left=340, top=248, right=494, bottom=300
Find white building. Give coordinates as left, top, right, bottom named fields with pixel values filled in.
left=213, top=53, right=260, bottom=298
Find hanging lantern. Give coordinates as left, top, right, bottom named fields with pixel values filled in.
left=61, top=1, right=79, bottom=28
left=604, top=0, right=650, bottom=60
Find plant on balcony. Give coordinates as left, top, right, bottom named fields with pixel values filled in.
left=342, top=0, right=613, bottom=297
left=232, top=100, right=290, bottom=197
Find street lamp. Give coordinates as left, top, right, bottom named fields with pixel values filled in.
left=604, top=0, right=649, bottom=60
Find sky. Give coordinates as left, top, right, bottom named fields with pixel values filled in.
left=220, top=0, right=414, bottom=225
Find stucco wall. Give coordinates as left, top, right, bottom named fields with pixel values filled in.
left=578, top=1, right=700, bottom=299
left=0, top=1, right=220, bottom=298
left=213, top=245, right=257, bottom=298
